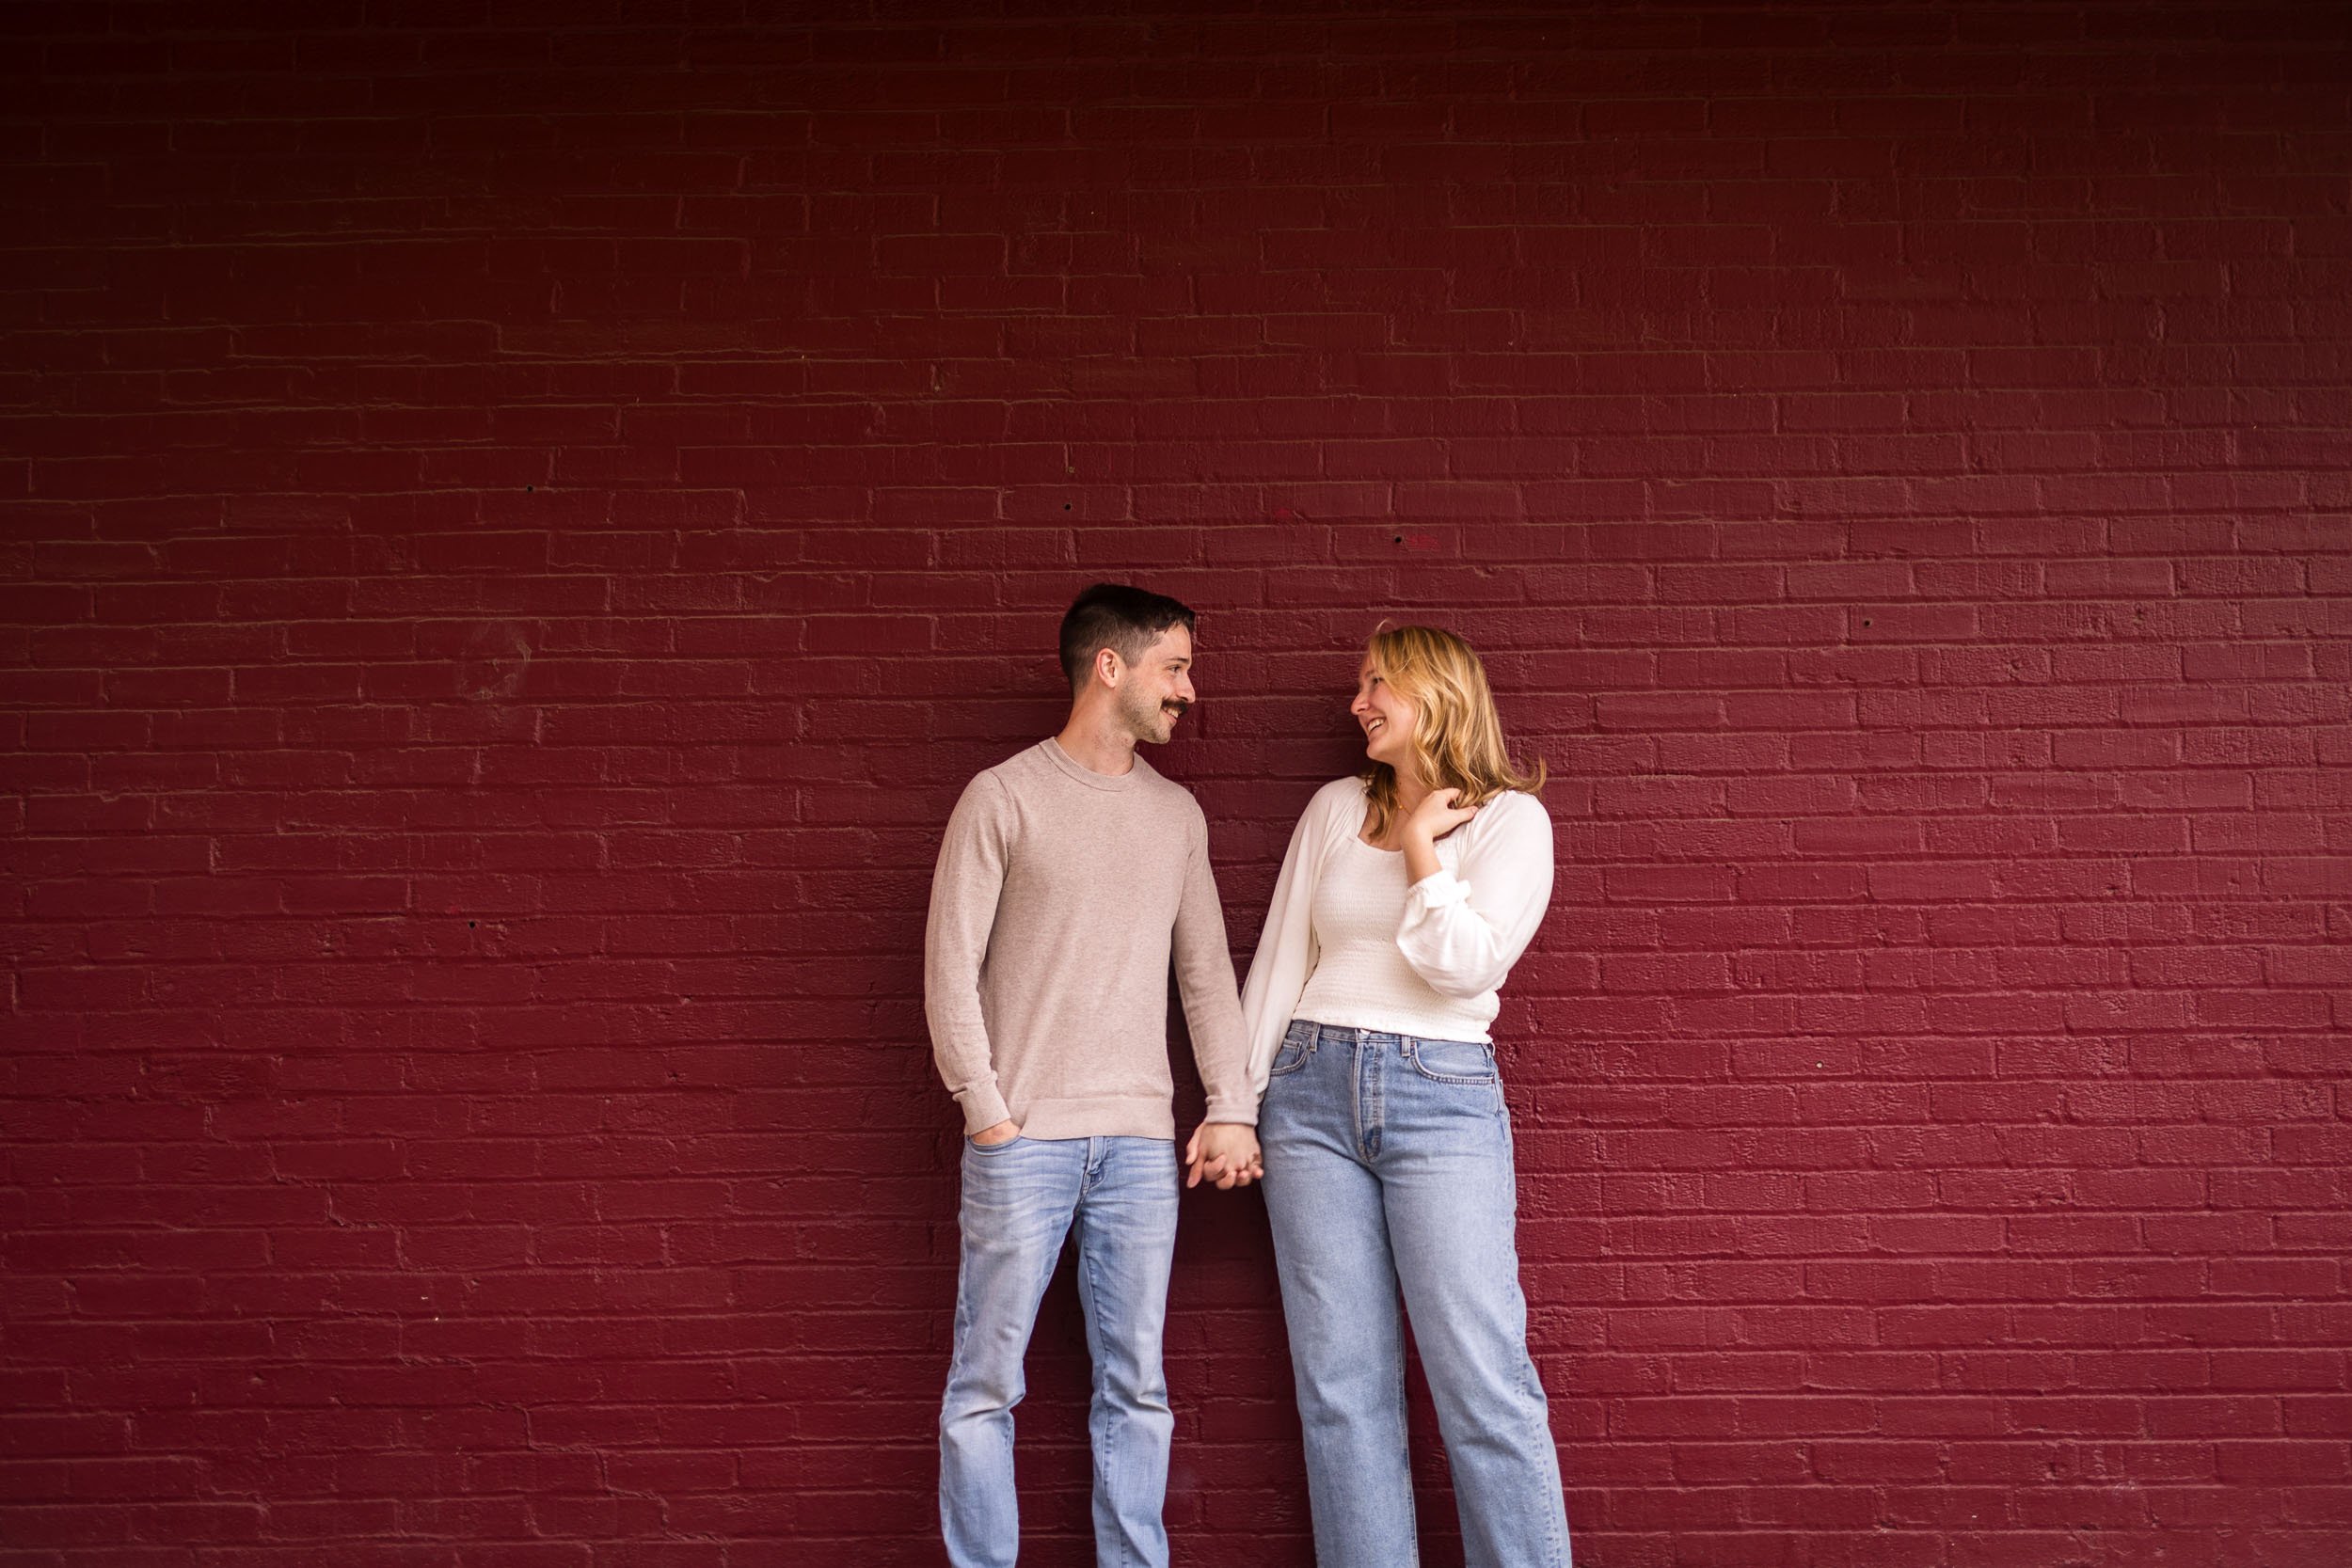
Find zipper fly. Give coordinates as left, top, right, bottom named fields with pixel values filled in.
left=1351, top=1028, right=1384, bottom=1163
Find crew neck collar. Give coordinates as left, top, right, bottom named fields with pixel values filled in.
left=1041, top=736, right=1145, bottom=791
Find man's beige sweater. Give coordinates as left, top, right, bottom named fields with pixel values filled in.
left=923, top=738, right=1254, bottom=1140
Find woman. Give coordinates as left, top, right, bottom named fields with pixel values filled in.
left=1240, top=625, right=1570, bottom=1567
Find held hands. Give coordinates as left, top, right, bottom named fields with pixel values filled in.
left=974, top=1120, right=1259, bottom=1191
left=1184, top=1121, right=1263, bottom=1190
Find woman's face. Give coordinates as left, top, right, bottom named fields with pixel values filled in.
left=1349, top=657, right=1418, bottom=770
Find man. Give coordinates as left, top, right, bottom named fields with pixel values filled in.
left=924, top=582, right=1263, bottom=1568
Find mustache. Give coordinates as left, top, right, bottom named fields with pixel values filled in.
left=1161, top=699, right=1190, bottom=716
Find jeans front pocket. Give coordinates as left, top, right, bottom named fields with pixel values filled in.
left=1267, top=1020, right=1317, bottom=1079
left=966, top=1132, right=1025, bottom=1154
left=1406, top=1036, right=1499, bottom=1085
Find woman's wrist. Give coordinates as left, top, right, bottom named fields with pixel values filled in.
left=1402, top=832, right=1440, bottom=881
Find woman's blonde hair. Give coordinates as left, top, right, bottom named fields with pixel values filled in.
left=1360, top=625, right=1546, bottom=838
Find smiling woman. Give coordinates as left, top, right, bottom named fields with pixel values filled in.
left=1354, top=624, right=1549, bottom=851
left=1238, top=626, right=1569, bottom=1566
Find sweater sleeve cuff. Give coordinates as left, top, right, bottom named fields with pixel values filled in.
left=960, top=1083, right=1012, bottom=1135
left=1202, top=1096, right=1260, bottom=1128
left=1405, top=867, right=1469, bottom=913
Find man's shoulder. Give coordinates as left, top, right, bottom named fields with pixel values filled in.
left=970, top=740, right=1051, bottom=787
left=1124, top=752, right=1204, bottom=807
left=947, top=743, right=1049, bottom=816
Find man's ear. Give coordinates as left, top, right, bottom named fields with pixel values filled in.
left=1094, top=646, right=1123, bottom=689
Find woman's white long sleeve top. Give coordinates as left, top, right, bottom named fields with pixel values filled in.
left=1236, top=777, right=1555, bottom=1100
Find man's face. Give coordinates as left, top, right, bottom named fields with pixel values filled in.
left=1113, top=623, right=1196, bottom=744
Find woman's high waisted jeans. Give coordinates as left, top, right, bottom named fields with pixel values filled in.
left=1259, top=1019, right=1572, bottom=1568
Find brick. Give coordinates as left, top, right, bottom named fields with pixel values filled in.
left=3, top=8, right=2351, bottom=1564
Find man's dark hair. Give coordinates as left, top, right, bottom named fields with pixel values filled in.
left=1058, top=583, right=1197, bottom=691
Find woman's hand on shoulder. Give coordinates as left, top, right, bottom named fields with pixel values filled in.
left=1403, top=787, right=1480, bottom=847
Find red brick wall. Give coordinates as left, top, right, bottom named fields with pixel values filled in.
left=5, top=5, right=2350, bottom=1564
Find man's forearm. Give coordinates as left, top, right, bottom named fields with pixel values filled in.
left=927, top=994, right=1009, bottom=1132
left=924, top=774, right=1012, bottom=1132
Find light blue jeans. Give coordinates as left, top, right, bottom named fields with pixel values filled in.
left=1260, top=1019, right=1573, bottom=1568
left=940, top=1133, right=1180, bottom=1568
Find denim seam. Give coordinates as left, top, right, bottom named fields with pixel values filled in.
left=1072, top=1227, right=1124, bottom=1567
left=1392, top=1324, right=1418, bottom=1568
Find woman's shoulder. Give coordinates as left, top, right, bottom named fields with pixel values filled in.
left=1472, top=789, right=1552, bottom=839
left=1294, top=775, right=1368, bottom=834
left=1311, top=774, right=1368, bottom=808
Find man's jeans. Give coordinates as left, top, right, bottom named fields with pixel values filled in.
left=1260, top=1019, right=1573, bottom=1568
left=941, top=1133, right=1180, bottom=1568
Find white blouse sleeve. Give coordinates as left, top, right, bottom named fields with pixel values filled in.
left=1238, top=782, right=1347, bottom=1101
left=1396, top=792, right=1554, bottom=1000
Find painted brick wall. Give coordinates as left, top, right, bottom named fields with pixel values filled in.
left=5, top=4, right=2350, bottom=1564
